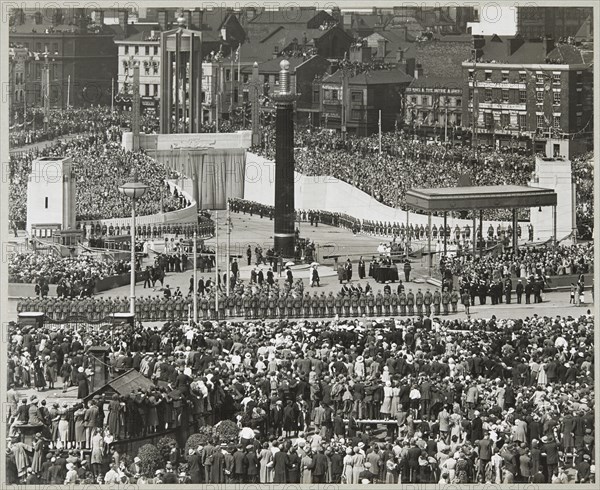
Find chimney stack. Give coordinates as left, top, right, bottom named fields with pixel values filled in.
left=191, top=9, right=203, bottom=30
left=396, top=47, right=404, bottom=63
left=118, top=9, right=129, bottom=35
left=273, top=46, right=279, bottom=59
left=377, top=39, right=388, bottom=58
left=158, top=10, right=168, bottom=31
left=414, top=64, right=423, bottom=79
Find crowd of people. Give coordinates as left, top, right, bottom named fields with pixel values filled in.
left=6, top=310, right=595, bottom=484
left=252, top=128, right=541, bottom=222
left=572, top=151, right=594, bottom=239
left=9, top=254, right=131, bottom=287
left=9, top=125, right=186, bottom=228
left=9, top=106, right=158, bottom=148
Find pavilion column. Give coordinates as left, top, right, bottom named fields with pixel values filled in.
left=175, top=31, right=181, bottom=133
left=159, top=32, right=171, bottom=134
left=428, top=212, right=432, bottom=276
left=406, top=208, right=410, bottom=259
left=443, top=211, right=447, bottom=255
left=472, top=211, right=477, bottom=258
left=166, top=51, right=173, bottom=134
left=512, top=208, right=518, bottom=252
left=552, top=205, right=557, bottom=250
left=479, top=210, right=483, bottom=256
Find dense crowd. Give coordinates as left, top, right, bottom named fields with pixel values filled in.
left=252, top=129, right=539, bottom=222
left=9, top=254, right=131, bottom=286
left=9, top=107, right=158, bottom=148
left=572, top=152, right=594, bottom=239
left=6, top=311, right=595, bottom=484
left=9, top=132, right=186, bottom=226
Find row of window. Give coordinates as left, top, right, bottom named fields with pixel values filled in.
left=409, top=96, right=462, bottom=107
left=468, top=70, right=562, bottom=85
left=468, top=88, right=562, bottom=105
left=124, top=45, right=159, bottom=56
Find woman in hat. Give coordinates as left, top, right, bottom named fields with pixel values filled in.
left=300, top=448, right=313, bottom=484
left=33, top=356, right=46, bottom=391
left=31, top=433, right=45, bottom=474
left=76, top=366, right=89, bottom=399
left=342, top=447, right=354, bottom=484
left=106, top=394, right=121, bottom=438
left=380, top=381, right=393, bottom=420
left=90, top=428, right=104, bottom=478
left=73, top=403, right=86, bottom=450
left=258, top=441, right=273, bottom=483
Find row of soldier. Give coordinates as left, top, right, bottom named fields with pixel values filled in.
left=17, top=286, right=465, bottom=322
left=229, top=199, right=535, bottom=241
left=80, top=221, right=215, bottom=240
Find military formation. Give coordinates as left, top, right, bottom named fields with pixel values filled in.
left=230, top=198, right=535, bottom=242
left=17, top=282, right=463, bottom=323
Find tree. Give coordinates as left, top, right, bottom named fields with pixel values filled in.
left=215, top=419, right=240, bottom=443
left=185, top=428, right=213, bottom=456
left=156, top=436, right=178, bottom=465
left=137, top=444, right=163, bottom=477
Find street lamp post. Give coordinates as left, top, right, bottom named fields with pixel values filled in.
left=118, top=170, right=149, bottom=315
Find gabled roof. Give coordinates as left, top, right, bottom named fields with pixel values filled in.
left=84, top=369, right=155, bottom=401
left=545, top=44, right=593, bottom=65
left=323, top=68, right=413, bottom=86
left=574, top=15, right=592, bottom=41
left=260, top=27, right=331, bottom=45
left=367, top=30, right=416, bottom=61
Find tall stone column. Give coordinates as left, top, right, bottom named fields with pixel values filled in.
left=272, top=60, right=297, bottom=258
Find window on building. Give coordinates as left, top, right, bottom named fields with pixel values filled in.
left=485, top=71, right=491, bottom=81
left=552, top=73, right=561, bottom=84
left=52, top=42, right=58, bottom=53
left=519, top=90, right=526, bottom=103
left=234, top=70, right=239, bottom=82
left=519, top=72, right=526, bottom=82
left=484, top=113, right=493, bottom=127
left=536, top=73, right=544, bottom=84
left=501, top=72, right=509, bottom=82
left=154, top=84, right=158, bottom=95
left=500, top=113, right=510, bottom=127
left=484, top=89, right=492, bottom=101
left=154, top=46, right=158, bottom=55
left=502, top=90, right=509, bottom=102
left=519, top=114, right=526, bottom=128
left=324, top=89, right=331, bottom=100
left=234, top=89, right=238, bottom=103
left=455, top=114, right=461, bottom=126
left=313, top=89, right=319, bottom=103
left=332, top=90, right=338, bottom=100
left=351, top=109, right=362, bottom=120
left=243, top=73, right=249, bottom=83
left=553, top=92, right=561, bottom=105
left=225, top=69, right=231, bottom=82
left=45, top=197, right=48, bottom=209
left=455, top=98, right=461, bottom=107
left=422, top=96, right=429, bottom=105
left=536, top=91, right=543, bottom=102
left=411, top=96, right=417, bottom=105
left=553, top=115, right=561, bottom=128
left=134, top=46, right=139, bottom=55
left=536, top=115, right=545, bottom=128
left=351, top=91, right=363, bottom=104
left=36, top=42, right=41, bottom=52
left=468, top=89, right=473, bottom=101
left=468, top=70, right=474, bottom=80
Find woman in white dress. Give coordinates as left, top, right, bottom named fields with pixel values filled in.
left=342, top=447, right=354, bottom=484
left=380, top=381, right=393, bottom=419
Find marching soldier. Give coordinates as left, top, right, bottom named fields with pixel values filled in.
left=326, top=292, right=335, bottom=317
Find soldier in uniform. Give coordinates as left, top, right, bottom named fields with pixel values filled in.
left=359, top=292, right=367, bottom=316
left=415, top=289, right=424, bottom=316
left=390, top=291, right=399, bottom=316
left=365, top=292, right=374, bottom=316
left=399, top=290, right=407, bottom=316
left=504, top=277, right=513, bottom=304
left=334, top=293, right=343, bottom=317
left=326, top=292, right=335, bottom=317
left=351, top=292, right=359, bottom=317
left=382, top=291, right=391, bottom=316
left=318, top=292, right=326, bottom=317
left=175, top=296, right=184, bottom=320
left=433, top=290, right=441, bottom=316
left=311, top=293, right=319, bottom=318
left=200, top=296, right=208, bottom=319
left=303, top=292, right=312, bottom=318
left=375, top=290, right=383, bottom=316
left=450, top=290, right=459, bottom=314
left=285, top=294, right=293, bottom=318
left=406, top=289, right=415, bottom=316
left=441, top=289, right=450, bottom=315
left=259, top=292, right=268, bottom=318
left=218, top=293, right=226, bottom=320
left=159, top=297, right=167, bottom=320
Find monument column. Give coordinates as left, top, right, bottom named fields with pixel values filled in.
left=272, top=60, right=297, bottom=258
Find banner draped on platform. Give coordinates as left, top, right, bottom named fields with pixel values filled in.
left=151, top=148, right=246, bottom=210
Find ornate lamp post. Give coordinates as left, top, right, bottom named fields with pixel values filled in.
left=118, top=170, right=148, bottom=315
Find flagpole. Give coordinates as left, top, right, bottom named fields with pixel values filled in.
left=215, top=210, right=219, bottom=315
left=378, top=109, right=382, bottom=158
left=193, top=232, right=198, bottom=323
